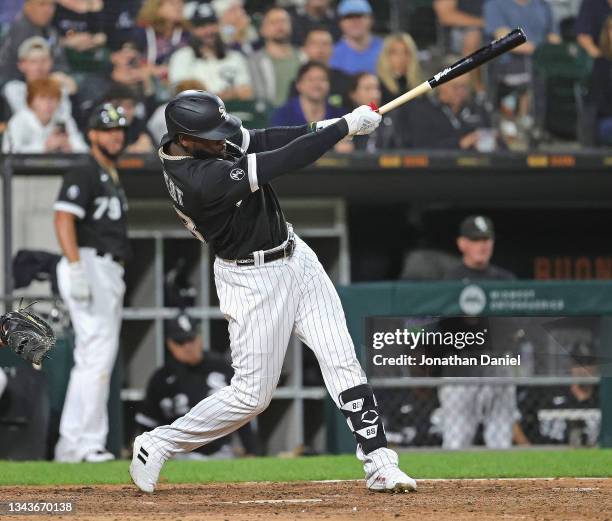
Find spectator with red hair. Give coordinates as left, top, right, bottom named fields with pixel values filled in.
left=3, top=77, right=87, bottom=153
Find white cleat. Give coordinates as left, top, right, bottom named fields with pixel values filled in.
left=129, top=433, right=165, bottom=493
left=367, top=466, right=418, bottom=493
left=82, top=449, right=115, bottom=463
left=357, top=446, right=417, bottom=493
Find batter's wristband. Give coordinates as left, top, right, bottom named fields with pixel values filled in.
left=310, top=118, right=341, bottom=133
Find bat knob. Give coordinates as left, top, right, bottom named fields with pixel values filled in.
left=369, top=102, right=379, bottom=112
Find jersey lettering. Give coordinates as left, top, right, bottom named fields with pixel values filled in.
left=93, top=196, right=122, bottom=220
left=174, top=205, right=205, bottom=243
left=163, top=170, right=184, bottom=206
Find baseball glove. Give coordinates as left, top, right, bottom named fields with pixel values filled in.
left=0, top=305, right=55, bottom=365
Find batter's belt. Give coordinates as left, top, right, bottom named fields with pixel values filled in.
left=231, top=224, right=295, bottom=267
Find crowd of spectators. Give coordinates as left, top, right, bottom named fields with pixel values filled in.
left=0, top=0, right=611, bottom=154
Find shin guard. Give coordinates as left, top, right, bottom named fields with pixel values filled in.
left=338, top=383, right=387, bottom=454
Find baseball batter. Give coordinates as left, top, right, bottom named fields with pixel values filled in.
left=130, top=90, right=417, bottom=493
left=54, top=104, right=130, bottom=462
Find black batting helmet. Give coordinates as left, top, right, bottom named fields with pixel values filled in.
left=88, top=103, right=128, bottom=131
left=162, top=90, right=242, bottom=146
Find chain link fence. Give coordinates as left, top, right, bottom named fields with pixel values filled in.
left=367, top=315, right=602, bottom=449
left=375, top=377, right=600, bottom=449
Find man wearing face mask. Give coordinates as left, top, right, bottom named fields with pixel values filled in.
left=168, top=3, right=252, bottom=100
left=53, top=103, right=131, bottom=463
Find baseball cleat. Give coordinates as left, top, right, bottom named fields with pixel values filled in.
left=82, top=449, right=115, bottom=463
left=130, top=433, right=165, bottom=493
left=367, top=466, right=417, bottom=493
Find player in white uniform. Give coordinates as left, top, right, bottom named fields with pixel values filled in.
left=129, top=91, right=417, bottom=493
left=53, top=104, right=130, bottom=462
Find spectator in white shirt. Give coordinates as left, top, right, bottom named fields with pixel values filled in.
left=2, top=36, right=77, bottom=119
left=2, top=77, right=87, bottom=153
left=168, top=3, right=252, bottom=100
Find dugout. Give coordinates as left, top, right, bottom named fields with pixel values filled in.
left=329, top=280, right=612, bottom=453
left=4, top=151, right=612, bottom=455
left=0, top=335, right=123, bottom=460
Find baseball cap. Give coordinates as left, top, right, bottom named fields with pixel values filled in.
left=17, top=36, right=51, bottom=60
left=459, top=215, right=495, bottom=240
left=190, top=2, right=218, bottom=26
left=165, top=313, right=198, bottom=344
left=337, top=0, right=372, bottom=17
left=87, top=103, right=128, bottom=131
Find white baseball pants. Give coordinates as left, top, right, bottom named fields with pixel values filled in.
left=146, top=234, right=376, bottom=459
left=438, top=384, right=518, bottom=449
left=55, top=247, right=125, bottom=461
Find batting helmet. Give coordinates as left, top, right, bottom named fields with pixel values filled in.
left=162, top=90, right=242, bottom=145
left=88, top=103, right=129, bottom=131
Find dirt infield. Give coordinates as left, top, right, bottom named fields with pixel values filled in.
left=1, top=478, right=610, bottom=520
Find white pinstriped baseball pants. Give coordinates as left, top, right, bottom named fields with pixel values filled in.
left=146, top=234, right=397, bottom=471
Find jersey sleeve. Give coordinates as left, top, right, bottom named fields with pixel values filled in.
left=228, top=125, right=310, bottom=154
left=197, top=154, right=259, bottom=206
left=200, top=119, right=348, bottom=205
left=54, top=167, right=94, bottom=219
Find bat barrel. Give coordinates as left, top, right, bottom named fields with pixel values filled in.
left=428, top=28, right=527, bottom=88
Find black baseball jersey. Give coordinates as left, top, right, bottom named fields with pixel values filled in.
left=518, top=386, right=599, bottom=446
left=54, top=156, right=131, bottom=261
left=135, top=353, right=255, bottom=455
left=158, top=120, right=348, bottom=259
left=159, top=128, right=288, bottom=259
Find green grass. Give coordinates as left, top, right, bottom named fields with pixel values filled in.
left=0, top=450, right=610, bottom=486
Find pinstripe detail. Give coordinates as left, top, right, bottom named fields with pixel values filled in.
left=144, top=233, right=397, bottom=476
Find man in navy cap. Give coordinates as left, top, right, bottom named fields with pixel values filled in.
left=330, top=0, right=383, bottom=75
left=445, top=215, right=515, bottom=281
left=440, top=215, right=518, bottom=451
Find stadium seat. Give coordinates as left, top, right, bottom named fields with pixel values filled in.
left=65, top=47, right=110, bottom=74
left=225, top=99, right=274, bottom=129
left=405, top=0, right=439, bottom=49
left=532, top=43, right=592, bottom=141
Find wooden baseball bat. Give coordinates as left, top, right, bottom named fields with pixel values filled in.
left=374, top=28, right=527, bottom=115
